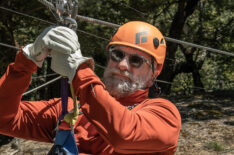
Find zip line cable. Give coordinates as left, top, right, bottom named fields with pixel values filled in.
left=0, top=41, right=219, bottom=95
left=0, top=6, right=109, bottom=42
left=156, top=79, right=211, bottom=91
left=0, top=42, right=20, bottom=50
left=118, top=1, right=147, bottom=16
left=164, top=37, right=234, bottom=57
left=0, top=6, right=53, bottom=25
left=36, top=0, right=234, bottom=57
left=0, top=41, right=107, bottom=71
left=75, top=29, right=109, bottom=41
left=115, top=2, right=234, bottom=59
left=23, top=76, right=62, bottom=96
left=0, top=6, right=233, bottom=93
left=0, top=6, right=232, bottom=92
left=0, top=4, right=232, bottom=95
left=0, top=6, right=228, bottom=63
left=31, top=73, right=58, bottom=79
left=1, top=5, right=233, bottom=57
left=0, top=6, right=175, bottom=62
left=78, top=17, right=234, bottom=57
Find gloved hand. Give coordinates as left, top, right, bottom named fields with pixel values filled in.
left=51, top=49, right=94, bottom=83
left=23, top=26, right=80, bottom=67
left=22, top=44, right=50, bottom=67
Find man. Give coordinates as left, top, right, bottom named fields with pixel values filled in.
left=0, top=21, right=181, bottom=154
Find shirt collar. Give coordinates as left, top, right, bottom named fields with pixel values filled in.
left=117, top=88, right=149, bottom=106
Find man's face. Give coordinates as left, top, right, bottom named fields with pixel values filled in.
left=103, top=46, right=155, bottom=98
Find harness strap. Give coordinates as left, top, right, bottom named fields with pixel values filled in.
left=63, top=83, right=79, bottom=126
left=48, top=78, right=79, bottom=155
left=59, top=78, right=69, bottom=121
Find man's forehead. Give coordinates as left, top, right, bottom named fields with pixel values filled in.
left=113, top=46, right=151, bottom=60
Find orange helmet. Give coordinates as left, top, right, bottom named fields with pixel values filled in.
left=106, top=21, right=166, bottom=76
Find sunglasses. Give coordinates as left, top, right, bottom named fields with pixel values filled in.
left=109, top=48, right=151, bottom=68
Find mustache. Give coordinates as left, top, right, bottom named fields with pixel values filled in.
left=107, top=68, right=133, bottom=79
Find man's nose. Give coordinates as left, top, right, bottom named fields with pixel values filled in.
left=118, top=57, right=130, bottom=71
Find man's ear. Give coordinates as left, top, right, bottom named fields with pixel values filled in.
left=155, top=70, right=160, bottom=78
left=151, top=59, right=158, bottom=76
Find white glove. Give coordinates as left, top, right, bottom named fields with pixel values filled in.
left=51, top=49, right=94, bottom=83
left=23, top=44, right=49, bottom=67
left=23, top=26, right=79, bottom=67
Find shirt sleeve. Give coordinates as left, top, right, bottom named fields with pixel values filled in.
left=0, top=50, right=65, bottom=143
left=72, top=64, right=181, bottom=154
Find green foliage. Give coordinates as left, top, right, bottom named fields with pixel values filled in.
left=0, top=0, right=233, bottom=99
left=205, top=141, right=225, bottom=151
left=171, top=73, right=194, bottom=96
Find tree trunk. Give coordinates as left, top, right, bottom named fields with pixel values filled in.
left=192, top=69, right=205, bottom=94
left=159, top=0, right=199, bottom=94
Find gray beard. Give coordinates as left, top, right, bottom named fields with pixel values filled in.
left=103, top=68, right=150, bottom=98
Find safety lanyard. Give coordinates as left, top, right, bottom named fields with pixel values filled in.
left=59, top=78, right=69, bottom=120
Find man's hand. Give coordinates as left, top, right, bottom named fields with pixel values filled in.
left=51, top=49, right=94, bottom=83
left=23, top=26, right=80, bottom=67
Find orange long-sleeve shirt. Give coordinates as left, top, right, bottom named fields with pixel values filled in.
left=0, top=50, right=181, bottom=155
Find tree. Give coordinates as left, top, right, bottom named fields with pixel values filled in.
left=0, top=0, right=233, bottom=98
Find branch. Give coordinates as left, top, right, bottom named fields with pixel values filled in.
left=153, top=1, right=179, bottom=19
left=185, top=0, right=199, bottom=17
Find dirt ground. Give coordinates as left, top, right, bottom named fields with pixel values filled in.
left=0, top=96, right=233, bottom=155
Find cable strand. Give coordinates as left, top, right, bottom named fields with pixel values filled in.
left=0, top=41, right=220, bottom=93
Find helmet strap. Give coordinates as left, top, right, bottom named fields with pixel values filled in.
left=151, top=56, right=155, bottom=75
left=150, top=57, right=161, bottom=97
left=153, top=78, right=161, bottom=97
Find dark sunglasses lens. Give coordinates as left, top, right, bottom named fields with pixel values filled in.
left=110, top=50, right=125, bottom=62
left=129, top=55, right=143, bottom=68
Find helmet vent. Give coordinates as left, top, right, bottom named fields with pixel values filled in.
left=153, top=37, right=159, bottom=48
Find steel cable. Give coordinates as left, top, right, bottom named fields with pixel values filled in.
left=0, top=4, right=232, bottom=95
left=23, top=76, right=62, bottom=96
left=0, top=41, right=216, bottom=94
left=37, top=0, right=234, bottom=57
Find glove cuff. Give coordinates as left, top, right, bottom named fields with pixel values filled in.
left=81, top=57, right=94, bottom=70
left=68, top=57, right=94, bottom=83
